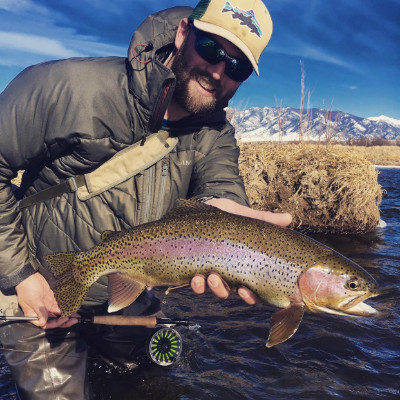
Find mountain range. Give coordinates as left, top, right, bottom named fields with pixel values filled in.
left=227, top=107, right=400, bottom=142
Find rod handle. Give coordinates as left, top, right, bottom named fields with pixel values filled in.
left=92, top=315, right=157, bottom=327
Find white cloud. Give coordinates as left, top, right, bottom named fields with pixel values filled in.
left=0, top=30, right=126, bottom=68
left=0, top=31, right=81, bottom=58
left=269, top=42, right=360, bottom=73
left=0, top=0, right=48, bottom=14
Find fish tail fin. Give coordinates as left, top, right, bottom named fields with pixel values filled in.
left=46, top=252, right=77, bottom=279
left=46, top=252, right=88, bottom=316
left=53, top=272, right=90, bottom=317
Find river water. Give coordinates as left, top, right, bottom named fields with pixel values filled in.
left=1, top=168, right=399, bottom=399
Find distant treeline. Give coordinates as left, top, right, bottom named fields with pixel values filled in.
left=264, top=138, right=400, bottom=147
left=346, top=137, right=400, bottom=147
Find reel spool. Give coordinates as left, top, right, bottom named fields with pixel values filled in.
left=148, top=327, right=182, bottom=366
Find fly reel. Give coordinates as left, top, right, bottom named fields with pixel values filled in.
left=147, top=327, right=183, bottom=366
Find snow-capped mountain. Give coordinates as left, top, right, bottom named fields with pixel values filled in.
left=228, top=107, right=400, bottom=142
left=367, top=115, right=400, bottom=128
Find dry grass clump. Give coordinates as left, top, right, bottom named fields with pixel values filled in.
left=340, top=145, right=400, bottom=166
left=239, top=143, right=383, bottom=234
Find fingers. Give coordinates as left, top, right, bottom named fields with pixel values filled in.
left=207, top=273, right=230, bottom=299
left=260, top=211, right=292, bottom=227
left=191, top=274, right=207, bottom=294
left=191, top=273, right=258, bottom=305
left=238, top=286, right=260, bottom=305
left=205, top=198, right=292, bottom=227
left=33, top=311, right=80, bottom=330
left=191, top=273, right=230, bottom=298
left=43, top=315, right=71, bottom=329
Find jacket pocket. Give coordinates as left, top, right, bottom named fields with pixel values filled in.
left=136, top=156, right=172, bottom=225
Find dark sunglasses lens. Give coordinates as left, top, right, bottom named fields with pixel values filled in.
left=225, top=59, right=253, bottom=82
left=195, top=36, right=220, bottom=64
left=194, top=30, right=253, bottom=82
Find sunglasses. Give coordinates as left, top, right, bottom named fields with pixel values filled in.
left=191, top=26, right=253, bottom=82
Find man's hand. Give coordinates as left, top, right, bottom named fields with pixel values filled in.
left=190, top=197, right=293, bottom=304
left=15, top=272, right=78, bottom=329
left=191, top=273, right=260, bottom=305
left=205, top=197, right=292, bottom=227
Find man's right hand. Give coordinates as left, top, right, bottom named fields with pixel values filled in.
left=15, top=272, right=78, bottom=329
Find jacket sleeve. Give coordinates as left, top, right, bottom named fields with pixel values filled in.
left=189, top=122, right=250, bottom=207
left=0, top=63, right=80, bottom=289
left=0, top=65, right=57, bottom=289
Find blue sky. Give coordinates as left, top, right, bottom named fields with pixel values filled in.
left=1, top=0, right=399, bottom=119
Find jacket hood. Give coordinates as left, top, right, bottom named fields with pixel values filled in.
left=128, top=6, right=192, bottom=67
left=126, top=6, right=227, bottom=134
left=126, top=7, right=192, bottom=134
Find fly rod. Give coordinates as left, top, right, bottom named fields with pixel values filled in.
left=0, top=314, right=200, bottom=330
left=0, top=314, right=201, bottom=366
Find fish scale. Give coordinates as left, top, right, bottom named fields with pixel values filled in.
left=46, top=199, right=379, bottom=347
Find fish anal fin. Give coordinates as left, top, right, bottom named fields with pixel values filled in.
left=266, top=303, right=305, bottom=348
left=107, top=273, right=146, bottom=313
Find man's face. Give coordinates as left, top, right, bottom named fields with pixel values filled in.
left=170, top=26, right=243, bottom=117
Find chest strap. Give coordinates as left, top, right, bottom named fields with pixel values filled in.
left=18, top=175, right=85, bottom=209
left=18, top=130, right=178, bottom=208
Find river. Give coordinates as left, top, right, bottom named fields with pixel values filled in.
left=1, top=168, right=399, bottom=399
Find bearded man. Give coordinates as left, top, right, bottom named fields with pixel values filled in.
left=0, top=1, right=291, bottom=398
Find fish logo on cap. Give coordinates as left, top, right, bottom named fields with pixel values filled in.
left=222, top=1, right=262, bottom=37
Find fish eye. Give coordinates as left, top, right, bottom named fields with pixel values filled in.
left=346, top=278, right=360, bottom=291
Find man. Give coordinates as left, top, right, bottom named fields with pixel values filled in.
left=0, top=1, right=291, bottom=398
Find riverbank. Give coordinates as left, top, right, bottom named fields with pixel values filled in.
left=238, top=142, right=384, bottom=234
left=238, top=143, right=400, bottom=167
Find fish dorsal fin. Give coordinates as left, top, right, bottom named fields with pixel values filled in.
left=107, top=273, right=146, bottom=313
left=101, top=230, right=115, bottom=241
left=161, top=199, right=218, bottom=221
left=266, top=303, right=305, bottom=348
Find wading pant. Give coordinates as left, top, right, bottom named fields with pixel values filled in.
left=0, top=290, right=161, bottom=400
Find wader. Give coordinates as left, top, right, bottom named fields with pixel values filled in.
left=0, top=290, right=162, bottom=400
left=0, top=131, right=176, bottom=399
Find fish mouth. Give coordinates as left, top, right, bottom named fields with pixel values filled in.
left=338, top=292, right=379, bottom=316
left=307, top=292, right=379, bottom=317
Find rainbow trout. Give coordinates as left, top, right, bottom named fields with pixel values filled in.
left=46, top=199, right=379, bottom=347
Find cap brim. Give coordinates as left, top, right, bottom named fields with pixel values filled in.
left=193, top=20, right=259, bottom=76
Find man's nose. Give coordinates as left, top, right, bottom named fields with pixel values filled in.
left=207, top=61, right=225, bottom=80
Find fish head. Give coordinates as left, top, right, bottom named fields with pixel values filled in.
left=298, top=253, right=379, bottom=317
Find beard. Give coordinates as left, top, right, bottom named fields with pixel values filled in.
left=170, top=39, right=234, bottom=116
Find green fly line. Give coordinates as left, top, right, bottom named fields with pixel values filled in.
left=148, top=327, right=183, bottom=366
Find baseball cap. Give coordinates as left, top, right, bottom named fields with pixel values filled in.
left=188, top=0, right=273, bottom=75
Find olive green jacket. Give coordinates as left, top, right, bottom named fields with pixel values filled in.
left=0, top=7, right=248, bottom=304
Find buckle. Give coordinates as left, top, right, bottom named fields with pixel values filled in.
left=66, top=177, right=78, bottom=192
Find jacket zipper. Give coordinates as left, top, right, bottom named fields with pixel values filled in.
left=141, top=166, right=154, bottom=224
left=150, top=78, right=174, bottom=133
left=154, top=161, right=169, bottom=220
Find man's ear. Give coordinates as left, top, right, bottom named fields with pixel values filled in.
left=175, top=18, right=190, bottom=50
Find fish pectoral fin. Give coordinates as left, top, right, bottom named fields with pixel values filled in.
left=165, top=283, right=190, bottom=295
left=107, top=273, right=146, bottom=313
left=266, top=303, right=305, bottom=348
